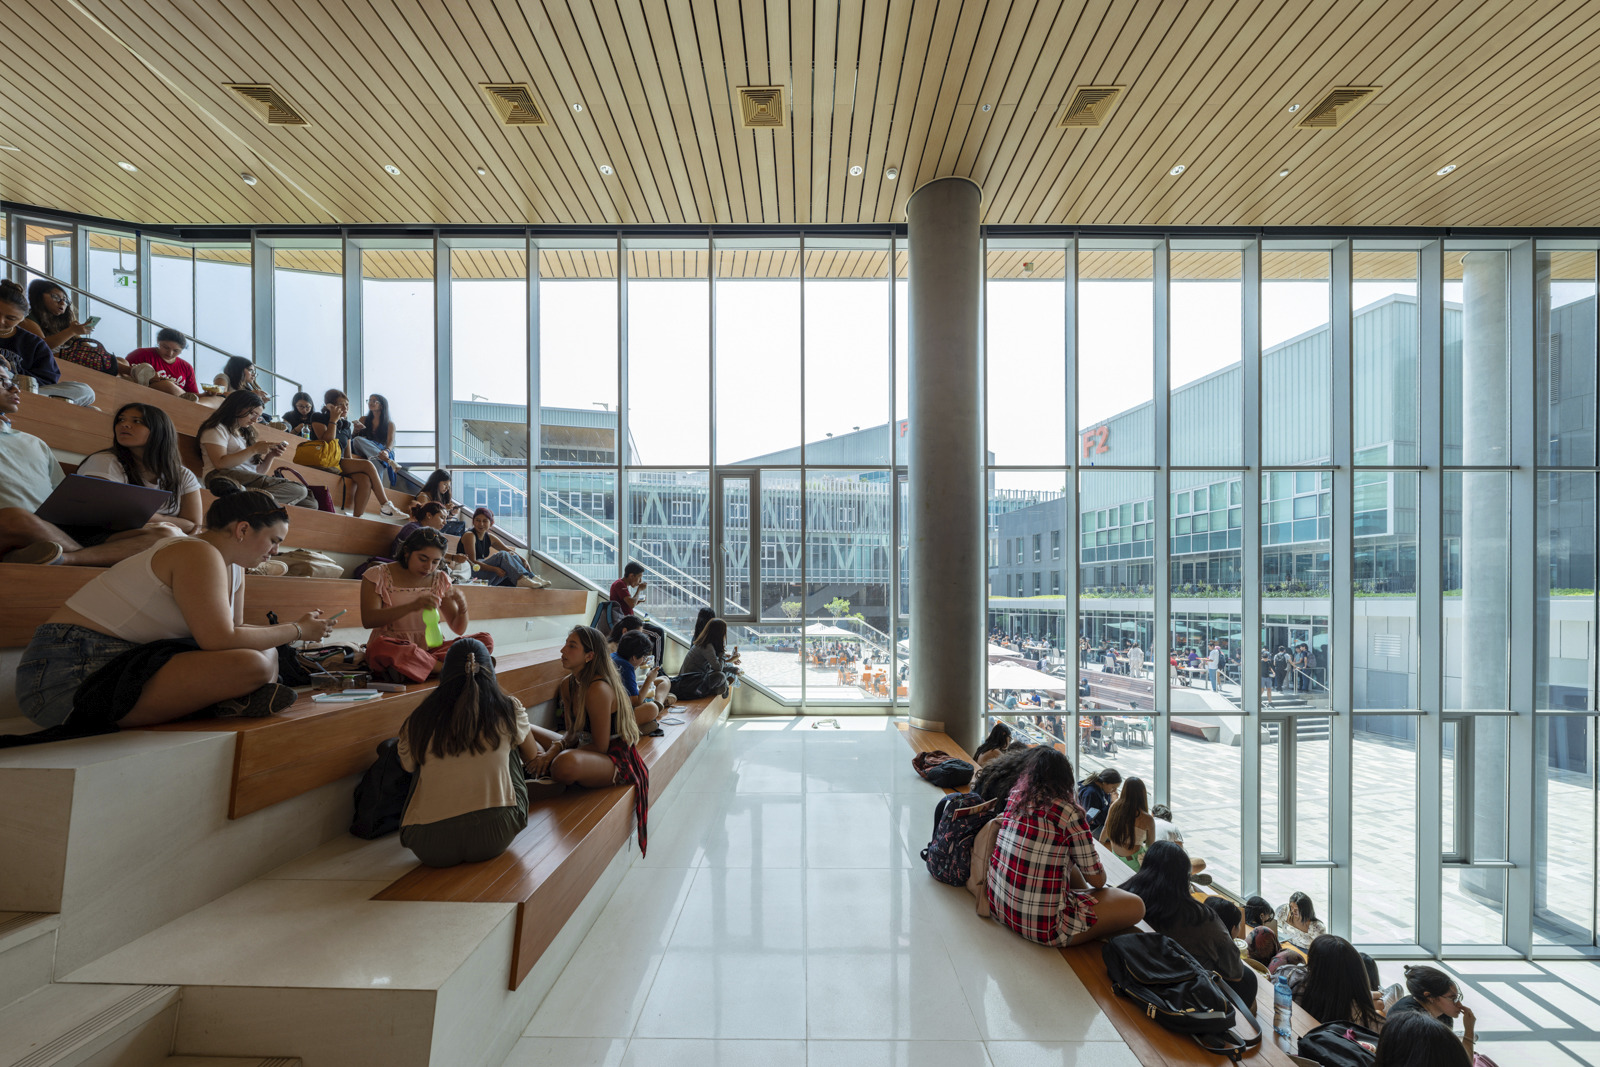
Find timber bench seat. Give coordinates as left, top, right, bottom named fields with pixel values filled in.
left=375, top=690, right=730, bottom=990
left=895, top=724, right=1309, bottom=1065
left=0, top=563, right=587, bottom=647
left=146, top=646, right=571, bottom=818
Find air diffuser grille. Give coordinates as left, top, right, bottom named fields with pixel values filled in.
left=738, top=86, right=786, bottom=128
left=481, top=84, right=547, bottom=126
left=225, top=84, right=307, bottom=126
left=1297, top=86, right=1379, bottom=129
left=1058, top=85, right=1124, bottom=128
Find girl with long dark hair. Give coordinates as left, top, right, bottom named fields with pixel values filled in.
left=396, top=638, right=540, bottom=867
left=351, top=392, right=424, bottom=493
left=415, top=469, right=466, bottom=534
left=1076, top=766, right=1122, bottom=834
left=79, top=404, right=203, bottom=533
left=308, top=389, right=398, bottom=517
left=671, top=617, right=731, bottom=700
left=361, top=527, right=492, bottom=683
left=1276, top=890, right=1328, bottom=951
left=197, top=392, right=309, bottom=508
left=986, top=746, right=1144, bottom=947
left=1119, top=841, right=1255, bottom=1002
left=1388, top=965, right=1477, bottom=1058
left=1373, top=1010, right=1471, bottom=1067
left=0, top=279, right=95, bottom=405
left=1293, top=934, right=1385, bottom=1031
left=1101, top=775, right=1155, bottom=868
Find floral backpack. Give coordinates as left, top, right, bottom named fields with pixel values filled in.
left=921, top=791, right=1000, bottom=887
left=55, top=337, right=117, bottom=376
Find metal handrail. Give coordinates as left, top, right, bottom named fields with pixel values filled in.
left=0, top=250, right=301, bottom=393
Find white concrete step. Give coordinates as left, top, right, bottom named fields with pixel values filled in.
left=0, top=728, right=352, bottom=977
left=0, top=913, right=59, bottom=1011
left=0, top=982, right=177, bottom=1067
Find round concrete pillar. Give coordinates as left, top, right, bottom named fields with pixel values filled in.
left=906, top=177, right=985, bottom=752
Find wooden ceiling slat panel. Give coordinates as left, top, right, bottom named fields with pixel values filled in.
left=1011, top=0, right=1190, bottom=225
left=1290, top=0, right=1600, bottom=228
left=1057, top=0, right=1273, bottom=227
left=7, top=0, right=1600, bottom=227
left=1242, top=0, right=1569, bottom=228
left=969, top=0, right=1114, bottom=226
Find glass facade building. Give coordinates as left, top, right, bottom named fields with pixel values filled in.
left=6, top=211, right=1598, bottom=958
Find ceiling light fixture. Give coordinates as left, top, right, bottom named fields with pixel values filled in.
left=885, top=167, right=899, bottom=180
left=981, top=103, right=992, bottom=112
left=1436, top=163, right=1457, bottom=176
left=475, top=167, right=487, bottom=176
left=599, top=164, right=614, bottom=175
left=849, top=164, right=863, bottom=176
left=383, top=164, right=401, bottom=176
left=1169, top=164, right=1186, bottom=176
left=1286, top=103, right=1300, bottom=113
left=1278, top=169, right=1290, bottom=178
left=572, top=103, right=583, bottom=113
left=240, top=172, right=258, bottom=186
left=117, top=160, right=138, bottom=172
left=0, top=144, right=18, bottom=151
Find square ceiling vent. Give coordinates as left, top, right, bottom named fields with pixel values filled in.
left=738, top=86, right=786, bottom=128
left=481, top=83, right=548, bottom=126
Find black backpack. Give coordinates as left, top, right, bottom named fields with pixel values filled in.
left=1296, top=1021, right=1379, bottom=1067
left=350, top=738, right=414, bottom=839
left=1101, top=932, right=1262, bottom=1061
left=921, top=791, right=1000, bottom=886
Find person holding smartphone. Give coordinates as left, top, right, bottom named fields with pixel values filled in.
left=610, top=630, right=676, bottom=733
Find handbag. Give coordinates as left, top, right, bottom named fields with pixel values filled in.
left=276, top=547, right=344, bottom=578
left=55, top=337, right=118, bottom=375
left=276, top=466, right=335, bottom=512
left=294, top=437, right=344, bottom=470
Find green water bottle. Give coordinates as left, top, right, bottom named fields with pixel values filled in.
left=423, top=607, right=443, bottom=649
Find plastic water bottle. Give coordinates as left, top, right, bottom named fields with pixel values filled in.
left=1273, top=971, right=1296, bottom=1053
left=422, top=607, right=443, bottom=649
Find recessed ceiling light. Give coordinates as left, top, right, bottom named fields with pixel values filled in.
left=572, top=103, right=583, bottom=113
left=1436, top=163, right=1457, bottom=176
left=849, top=164, right=863, bottom=177
left=980, top=103, right=992, bottom=112
left=1278, top=169, right=1290, bottom=178
left=383, top=164, right=401, bottom=176
left=1169, top=164, right=1186, bottom=176
left=475, top=167, right=487, bottom=176
left=1286, top=103, right=1300, bottom=113
left=599, top=164, right=614, bottom=175
left=885, top=167, right=899, bottom=180
left=240, top=172, right=258, bottom=186
left=0, top=144, right=19, bottom=151
left=117, top=160, right=137, bottom=172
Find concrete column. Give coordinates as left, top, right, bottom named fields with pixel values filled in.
left=1460, top=250, right=1509, bottom=900
left=906, top=177, right=985, bottom=751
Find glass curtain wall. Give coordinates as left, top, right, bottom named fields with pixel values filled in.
left=6, top=205, right=1596, bottom=960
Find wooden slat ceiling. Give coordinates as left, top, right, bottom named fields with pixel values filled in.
left=3, top=1, right=1600, bottom=230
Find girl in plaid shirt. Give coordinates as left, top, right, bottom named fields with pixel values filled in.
left=985, top=747, right=1146, bottom=946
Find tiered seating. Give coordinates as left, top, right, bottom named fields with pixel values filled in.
left=376, top=690, right=730, bottom=989
left=896, top=725, right=1316, bottom=1066
left=0, top=563, right=586, bottom=648
left=147, top=646, right=573, bottom=818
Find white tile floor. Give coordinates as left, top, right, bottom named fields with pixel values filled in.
left=506, top=717, right=1138, bottom=1067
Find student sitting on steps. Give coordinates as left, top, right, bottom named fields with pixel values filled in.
left=460, top=507, right=542, bottom=588
left=671, top=617, right=733, bottom=701
left=396, top=638, right=541, bottom=868
left=0, top=364, right=182, bottom=567
left=1120, top=841, right=1256, bottom=1004
left=986, top=746, right=1145, bottom=947
left=125, top=328, right=201, bottom=400
left=362, top=527, right=493, bottom=683
left=0, top=279, right=95, bottom=406
left=78, top=403, right=203, bottom=534
left=308, top=390, right=398, bottom=517
left=197, top=392, right=311, bottom=509
left=611, top=629, right=675, bottom=733
left=524, top=625, right=652, bottom=853
left=10, top=490, right=336, bottom=734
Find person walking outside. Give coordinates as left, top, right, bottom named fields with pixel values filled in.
left=1207, top=641, right=1223, bottom=692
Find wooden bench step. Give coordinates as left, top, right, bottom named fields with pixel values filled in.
left=895, top=724, right=1306, bottom=1066
left=375, top=691, right=729, bottom=990
left=144, top=646, right=570, bottom=818
left=0, top=563, right=586, bottom=647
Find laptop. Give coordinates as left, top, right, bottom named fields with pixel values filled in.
left=36, top=474, right=173, bottom=531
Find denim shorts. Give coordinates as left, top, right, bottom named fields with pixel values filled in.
left=17, top=623, right=138, bottom=727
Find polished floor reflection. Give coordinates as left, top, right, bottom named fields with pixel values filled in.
left=505, top=717, right=1138, bottom=1067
